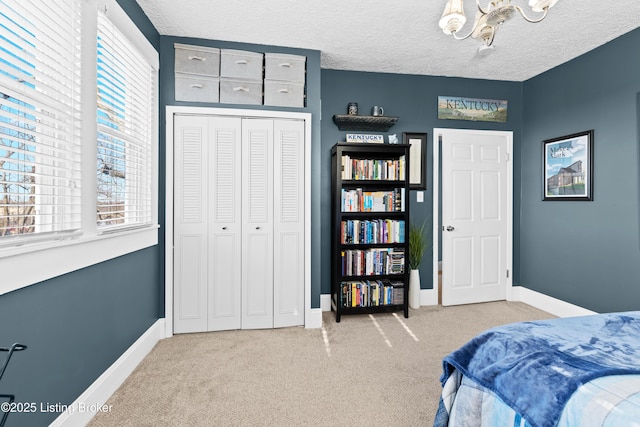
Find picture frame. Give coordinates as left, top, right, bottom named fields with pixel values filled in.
left=543, top=130, right=594, bottom=201
left=403, top=132, right=427, bottom=190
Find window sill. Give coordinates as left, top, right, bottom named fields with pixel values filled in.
left=0, top=225, right=159, bottom=296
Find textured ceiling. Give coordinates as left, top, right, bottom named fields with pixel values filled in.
left=136, top=0, right=640, bottom=82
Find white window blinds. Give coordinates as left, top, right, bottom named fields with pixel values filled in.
left=0, top=0, right=83, bottom=241
left=96, top=7, right=156, bottom=231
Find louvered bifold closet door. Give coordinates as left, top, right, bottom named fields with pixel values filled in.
left=174, top=115, right=242, bottom=333
left=242, top=119, right=275, bottom=329
left=273, top=119, right=305, bottom=328
left=173, top=115, right=209, bottom=333
left=208, top=117, right=242, bottom=331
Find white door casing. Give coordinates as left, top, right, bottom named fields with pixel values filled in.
left=436, top=128, right=512, bottom=306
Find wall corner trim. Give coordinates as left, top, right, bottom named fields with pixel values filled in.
left=509, top=286, right=597, bottom=318
left=50, top=318, right=165, bottom=427
left=305, top=308, right=323, bottom=329
left=320, top=294, right=332, bottom=312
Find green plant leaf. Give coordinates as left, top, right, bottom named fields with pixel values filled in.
left=409, top=220, right=428, bottom=270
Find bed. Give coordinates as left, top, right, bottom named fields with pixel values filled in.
left=434, top=311, right=640, bottom=427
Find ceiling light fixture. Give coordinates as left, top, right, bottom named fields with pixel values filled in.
left=439, top=0, right=558, bottom=51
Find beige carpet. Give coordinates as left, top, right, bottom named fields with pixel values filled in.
left=88, top=302, right=553, bottom=427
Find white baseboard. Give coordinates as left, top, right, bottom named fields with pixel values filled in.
left=322, top=286, right=592, bottom=317
left=50, top=318, right=165, bottom=427
left=305, top=308, right=323, bottom=328
left=321, top=294, right=332, bottom=312
left=510, top=286, right=596, bottom=318
left=421, top=288, right=438, bottom=306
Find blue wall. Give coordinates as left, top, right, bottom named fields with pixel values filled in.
left=320, top=70, right=523, bottom=295
left=0, top=1, right=161, bottom=426
left=520, top=28, right=640, bottom=312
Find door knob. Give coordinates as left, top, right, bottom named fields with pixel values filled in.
left=256, top=226, right=261, bottom=230
left=446, top=225, right=455, bottom=231
left=222, top=227, right=227, bottom=230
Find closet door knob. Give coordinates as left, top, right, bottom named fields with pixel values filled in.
left=222, top=227, right=227, bottom=230
left=255, top=226, right=261, bottom=230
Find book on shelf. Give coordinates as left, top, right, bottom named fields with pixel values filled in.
left=340, top=247, right=405, bottom=276
left=341, top=155, right=405, bottom=181
left=340, top=219, right=405, bottom=244
left=339, top=280, right=404, bottom=308
left=341, top=188, right=405, bottom=212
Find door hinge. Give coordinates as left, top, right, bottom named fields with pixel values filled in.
left=506, top=269, right=510, bottom=278
left=505, top=152, right=510, bottom=162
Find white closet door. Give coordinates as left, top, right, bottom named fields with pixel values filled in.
left=174, top=114, right=305, bottom=333
left=241, top=119, right=274, bottom=329
left=173, top=115, right=209, bottom=333
left=208, top=117, right=242, bottom=330
left=273, top=119, right=305, bottom=328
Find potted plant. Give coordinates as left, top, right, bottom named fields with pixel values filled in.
left=408, top=220, right=427, bottom=309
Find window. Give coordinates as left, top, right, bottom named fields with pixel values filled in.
left=0, top=0, right=83, bottom=241
left=96, top=6, right=155, bottom=232
left=0, top=0, right=159, bottom=295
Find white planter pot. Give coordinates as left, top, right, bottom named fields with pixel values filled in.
left=409, top=269, right=421, bottom=309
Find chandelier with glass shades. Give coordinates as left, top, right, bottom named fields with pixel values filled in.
left=439, top=0, right=558, bottom=53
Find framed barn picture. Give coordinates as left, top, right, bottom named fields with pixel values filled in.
left=543, top=130, right=594, bottom=201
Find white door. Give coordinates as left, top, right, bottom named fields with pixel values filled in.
left=174, top=115, right=305, bottom=332
left=208, top=117, right=242, bottom=331
left=241, top=119, right=275, bottom=329
left=173, top=115, right=209, bottom=333
left=440, top=129, right=512, bottom=306
left=273, top=119, right=305, bottom=328
left=174, top=115, right=243, bottom=332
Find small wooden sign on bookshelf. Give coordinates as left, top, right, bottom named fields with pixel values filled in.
left=345, top=133, right=384, bottom=143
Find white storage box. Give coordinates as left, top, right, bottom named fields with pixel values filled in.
left=219, top=78, right=262, bottom=105
left=263, top=80, right=305, bottom=108
left=220, top=49, right=264, bottom=81
left=174, top=44, right=220, bottom=76
left=264, top=53, right=306, bottom=83
left=175, top=73, right=219, bottom=103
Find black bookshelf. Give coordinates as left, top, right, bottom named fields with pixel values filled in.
left=331, top=143, right=410, bottom=322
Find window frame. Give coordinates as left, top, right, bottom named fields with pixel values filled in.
left=0, top=0, right=159, bottom=296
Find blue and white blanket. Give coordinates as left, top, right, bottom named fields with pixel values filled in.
left=436, top=374, right=640, bottom=427
left=435, top=312, right=640, bottom=427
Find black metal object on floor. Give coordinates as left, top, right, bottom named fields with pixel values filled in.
left=0, top=343, right=27, bottom=427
